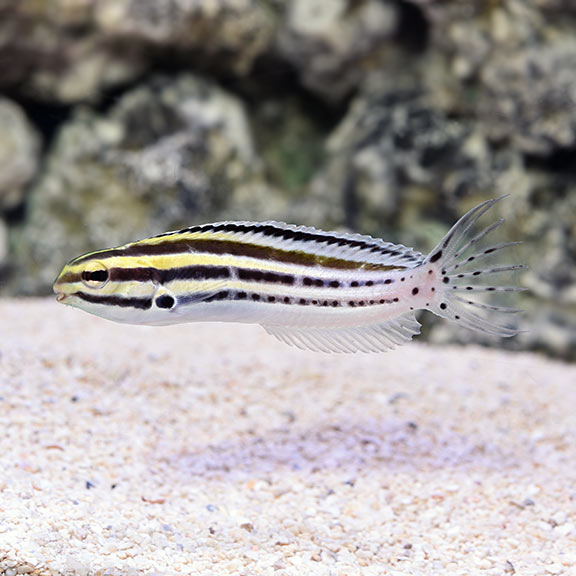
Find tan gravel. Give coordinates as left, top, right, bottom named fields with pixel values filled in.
left=1, top=298, right=575, bottom=576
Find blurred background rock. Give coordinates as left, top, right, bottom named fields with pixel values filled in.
left=0, top=0, right=574, bottom=359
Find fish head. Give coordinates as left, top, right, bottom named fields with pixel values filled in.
left=53, top=249, right=158, bottom=324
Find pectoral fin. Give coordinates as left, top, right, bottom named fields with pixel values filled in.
left=153, top=281, right=229, bottom=309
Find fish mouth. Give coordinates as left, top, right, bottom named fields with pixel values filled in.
left=55, top=291, right=71, bottom=303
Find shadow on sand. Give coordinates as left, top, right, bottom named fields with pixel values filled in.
left=158, top=417, right=519, bottom=482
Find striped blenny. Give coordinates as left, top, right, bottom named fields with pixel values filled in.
left=53, top=197, right=524, bottom=353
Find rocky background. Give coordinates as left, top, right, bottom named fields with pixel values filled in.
left=0, top=0, right=574, bottom=360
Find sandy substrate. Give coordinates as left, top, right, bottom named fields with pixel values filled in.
left=1, top=298, right=575, bottom=576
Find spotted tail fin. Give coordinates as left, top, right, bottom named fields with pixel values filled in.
left=425, top=197, right=525, bottom=337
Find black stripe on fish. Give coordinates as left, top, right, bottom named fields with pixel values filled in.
left=177, top=290, right=399, bottom=308
left=109, top=266, right=232, bottom=283
left=236, top=268, right=296, bottom=285
left=76, top=291, right=152, bottom=310
left=110, top=266, right=296, bottom=286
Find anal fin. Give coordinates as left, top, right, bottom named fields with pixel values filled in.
left=262, top=313, right=421, bottom=354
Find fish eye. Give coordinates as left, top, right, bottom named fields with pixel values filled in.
left=80, top=262, right=109, bottom=289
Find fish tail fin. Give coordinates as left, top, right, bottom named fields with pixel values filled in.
left=425, top=196, right=526, bottom=338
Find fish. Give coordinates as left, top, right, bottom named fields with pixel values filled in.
left=53, top=197, right=524, bottom=353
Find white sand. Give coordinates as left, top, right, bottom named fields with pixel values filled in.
left=1, top=298, right=575, bottom=576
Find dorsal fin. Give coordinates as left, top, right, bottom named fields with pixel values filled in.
left=152, top=221, right=425, bottom=269
left=262, top=313, right=421, bottom=353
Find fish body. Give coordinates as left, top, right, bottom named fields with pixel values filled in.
left=53, top=198, right=523, bottom=353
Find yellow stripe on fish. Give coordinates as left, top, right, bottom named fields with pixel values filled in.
left=53, top=197, right=524, bottom=353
